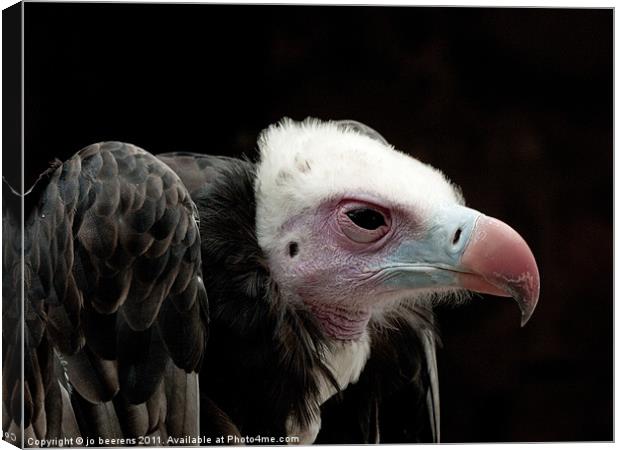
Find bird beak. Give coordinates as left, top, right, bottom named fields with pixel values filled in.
left=379, top=206, right=540, bottom=326
left=456, top=214, right=540, bottom=326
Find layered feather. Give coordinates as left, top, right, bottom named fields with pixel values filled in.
left=3, top=142, right=208, bottom=445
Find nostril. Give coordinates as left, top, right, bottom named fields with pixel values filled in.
left=453, top=228, right=462, bottom=245
left=288, top=242, right=299, bottom=257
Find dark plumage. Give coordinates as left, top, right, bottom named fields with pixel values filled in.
left=3, top=142, right=207, bottom=446
left=4, top=119, right=539, bottom=446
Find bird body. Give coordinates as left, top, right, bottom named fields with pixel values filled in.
left=3, top=118, right=539, bottom=446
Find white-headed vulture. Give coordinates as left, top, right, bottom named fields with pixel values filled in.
left=2, top=118, right=539, bottom=446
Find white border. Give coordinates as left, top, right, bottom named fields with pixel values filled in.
left=0, top=2, right=615, bottom=450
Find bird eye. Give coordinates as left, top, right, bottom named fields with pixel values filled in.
left=346, top=208, right=386, bottom=230
left=338, top=203, right=391, bottom=244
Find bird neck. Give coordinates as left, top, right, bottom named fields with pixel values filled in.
left=195, top=157, right=341, bottom=434
left=304, top=301, right=372, bottom=341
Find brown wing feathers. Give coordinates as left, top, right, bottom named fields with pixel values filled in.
left=5, top=141, right=208, bottom=444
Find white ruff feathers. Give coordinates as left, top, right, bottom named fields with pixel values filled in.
left=254, top=118, right=461, bottom=255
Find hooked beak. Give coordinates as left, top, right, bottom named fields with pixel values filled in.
left=379, top=206, right=540, bottom=326
left=457, top=214, right=540, bottom=326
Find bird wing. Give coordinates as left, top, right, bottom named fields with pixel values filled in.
left=157, top=151, right=256, bottom=440
left=316, top=305, right=441, bottom=444
left=4, top=168, right=82, bottom=446
left=156, top=152, right=240, bottom=198
left=3, top=142, right=208, bottom=444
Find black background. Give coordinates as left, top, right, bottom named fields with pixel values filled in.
left=23, top=3, right=612, bottom=442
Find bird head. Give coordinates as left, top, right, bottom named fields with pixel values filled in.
left=255, top=118, right=539, bottom=340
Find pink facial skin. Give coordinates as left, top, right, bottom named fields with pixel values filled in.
left=267, top=195, right=423, bottom=340
left=266, top=195, right=540, bottom=340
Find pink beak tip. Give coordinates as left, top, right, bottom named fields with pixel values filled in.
left=462, top=215, right=541, bottom=327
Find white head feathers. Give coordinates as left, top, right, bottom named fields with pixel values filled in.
left=254, top=118, right=462, bottom=255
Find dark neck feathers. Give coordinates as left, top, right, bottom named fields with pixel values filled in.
left=195, top=157, right=338, bottom=436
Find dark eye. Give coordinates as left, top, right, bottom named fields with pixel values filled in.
left=338, top=202, right=391, bottom=244
left=346, top=208, right=386, bottom=230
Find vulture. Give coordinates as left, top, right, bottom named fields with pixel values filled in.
left=2, top=118, right=540, bottom=446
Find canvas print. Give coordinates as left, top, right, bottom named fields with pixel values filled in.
left=2, top=2, right=613, bottom=447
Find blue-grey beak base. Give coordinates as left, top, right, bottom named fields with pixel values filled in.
left=374, top=205, right=483, bottom=292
